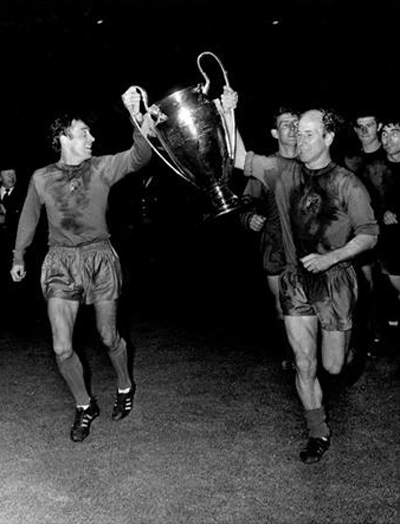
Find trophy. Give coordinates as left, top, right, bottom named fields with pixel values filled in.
left=131, top=52, right=246, bottom=219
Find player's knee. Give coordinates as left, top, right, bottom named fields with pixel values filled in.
left=54, top=346, right=73, bottom=362
left=100, top=330, right=120, bottom=351
left=295, top=353, right=317, bottom=377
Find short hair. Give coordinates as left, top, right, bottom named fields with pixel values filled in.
left=271, top=106, right=299, bottom=129
left=380, top=114, right=400, bottom=130
left=350, top=108, right=381, bottom=125
left=48, top=112, right=85, bottom=153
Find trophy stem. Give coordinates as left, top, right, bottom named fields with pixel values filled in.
left=206, top=183, right=245, bottom=219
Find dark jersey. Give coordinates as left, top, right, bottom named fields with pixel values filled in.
left=13, top=129, right=151, bottom=265
left=363, top=157, right=400, bottom=274
left=242, top=152, right=285, bottom=275
left=344, top=146, right=386, bottom=177
left=245, top=153, right=379, bottom=266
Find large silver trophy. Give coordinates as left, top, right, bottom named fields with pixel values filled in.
left=132, top=52, right=246, bottom=219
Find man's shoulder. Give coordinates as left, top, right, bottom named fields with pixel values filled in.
left=250, top=151, right=276, bottom=163
left=332, top=163, right=354, bottom=177
left=332, top=163, right=365, bottom=186
left=331, top=163, right=374, bottom=199
left=91, top=155, right=108, bottom=168
left=252, top=151, right=297, bottom=163
left=28, top=164, right=65, bottom=192
left=252, top=152, right=298, bottom=173
left=32, top=163, right=58, bottom=178
left=246, top=151, right=298, bottom=187
left=279, top=157, right=301, bottom=176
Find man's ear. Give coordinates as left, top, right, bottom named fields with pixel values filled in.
left=60, top=125, right=74, bottom=142
left=377, top=123, right=383, bottom=131
left=325, top=131, right=335, bottom=147
left=271, top=129, right=278, bottom=140
left=59, top=133, right=70, bottom=148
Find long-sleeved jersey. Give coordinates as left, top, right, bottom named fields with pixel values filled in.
left=13, top=128, right=151, bottom=265
left=244, top=153, right=379, bottom=266
left=241, top=152, right=286, bottom=276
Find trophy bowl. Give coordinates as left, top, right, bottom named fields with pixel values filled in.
left=133, top=52, right=247, bottom=219
left=152, top=85, right=242, bottom=218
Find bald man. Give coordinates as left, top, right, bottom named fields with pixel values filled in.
left=237, top=108, right=379, bottom=463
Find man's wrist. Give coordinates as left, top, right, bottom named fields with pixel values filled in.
left=12, top=250, right=24, bottom=266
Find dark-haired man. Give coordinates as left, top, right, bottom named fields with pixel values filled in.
left=11, top=87, right=153, bottom=442
left=344, top=111, right=384, bottom=175
left=343, top=110, right=386, bottom=356
left=239, top=106, right=298, bottom=370
left=363, top=114, right=400, bottom=334
left=344, top=110, right=385, bottom=176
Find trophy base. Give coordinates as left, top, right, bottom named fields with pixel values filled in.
left=203, top=184, right=251, bottom=220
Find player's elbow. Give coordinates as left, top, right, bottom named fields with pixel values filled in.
left=367, top=234, right=378, bottom=250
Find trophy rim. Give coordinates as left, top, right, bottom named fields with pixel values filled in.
left=155, top=84, right=201, bottom=106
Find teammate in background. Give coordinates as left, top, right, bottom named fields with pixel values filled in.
left=344, top=110, right=386, bottom=356
left=238, top=105, right=299, bottom=370
left=363, top=114, right=400, bottom=336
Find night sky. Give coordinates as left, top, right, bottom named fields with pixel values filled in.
left=0, top=0, right=399, bottom=174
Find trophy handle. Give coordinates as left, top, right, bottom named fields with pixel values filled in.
left=196, top=52, right=236, bottom=163
left=128, top=85, right=198, bottom=187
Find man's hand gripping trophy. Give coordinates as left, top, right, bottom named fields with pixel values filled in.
left=121, top=86, right=156, bottom=138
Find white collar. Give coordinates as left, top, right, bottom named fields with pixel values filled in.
left=1, top=186, right=13, bottom=198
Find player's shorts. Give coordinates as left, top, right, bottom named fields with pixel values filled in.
left=41, top=240, right=122, bottom=305
left=279, top=263, right=358, bottom=331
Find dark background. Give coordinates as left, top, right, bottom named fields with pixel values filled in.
left=1, top=0, right=399, bottom=168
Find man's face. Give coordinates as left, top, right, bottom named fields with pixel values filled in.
left=64, top=120, right=95, bottom=161
left=275, top=113, right=298, bottom=147
left=354, top=116, right=379, bottom=146
left=296, top=110, right=332, bottom=165
left=0, top=169, right=16, bottom=188
left=381, top=123, right=400, bottom=158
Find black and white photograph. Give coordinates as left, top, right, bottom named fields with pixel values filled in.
left=0, top=1, right=399, bottom=523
